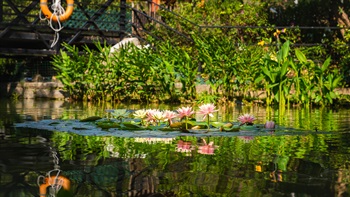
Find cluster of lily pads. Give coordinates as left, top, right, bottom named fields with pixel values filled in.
left=81, top=103, right=276, bottom=132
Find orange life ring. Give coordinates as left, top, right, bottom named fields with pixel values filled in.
left=40, top=0, right=74, bottom=22
left=39, top=176, right=70, bottom=196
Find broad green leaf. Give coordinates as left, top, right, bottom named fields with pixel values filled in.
left=321, top=57, right=331, bottom=72
left=295, top=49, right=307, bottom=63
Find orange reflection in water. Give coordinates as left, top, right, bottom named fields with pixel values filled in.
left=39, top=175, right=71, bottom=196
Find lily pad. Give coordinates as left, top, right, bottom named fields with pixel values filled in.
left=72, top=127, right=89, bottom=130
left=240, top=125, right=259, bottom=131
left=159, top=127, right=181, bottom=131
left=220, top=125, right=240, bottom=132
left=80, top=116, right=102, bottom=122
left=211, top=122, right=226, bottom=128
left=96, top=121, right=120, bottom=129
left=170, top=122, right=195, bottom=130
left=170, top=122, right=183, bottom=128
left=122, top=122, right=144, bottom=130
left=48, top=122, right=61, bottom=126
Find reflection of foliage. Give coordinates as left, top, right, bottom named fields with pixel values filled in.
left=44, top=128, right=350, bottom=195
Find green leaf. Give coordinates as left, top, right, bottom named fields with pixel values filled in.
left=330, top=91, right=337, bottom=99
left=267, top=83, right=279, bottom=89
left=254, top=75, right=264, bottom=84
left=321, top=57, right=331, bottom=72
left=211, top=122, right=226, bottom=128
left=80, top=116, right=102, bottom=122
left=295, top=49, right=307, bottom=63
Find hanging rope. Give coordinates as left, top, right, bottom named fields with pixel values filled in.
left=37, top=147, right=70, bottom=197
left=39, top=0, right=74, bottom=48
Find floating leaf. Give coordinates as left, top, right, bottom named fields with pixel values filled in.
left=191, top=125, right=201, bottom=130
left=122, top=122, right=143, bottom=130
left=147, top=125, right=164, bottom=130
left=72, top=127, right=89, bottom=130
left=170, top=122, right=183, bottom=128
left=80, top=116, right=102, bottom=122
left=211, top=122, right=226, bottom=128
left=96, top=121, right=120, bottom=129
left=240, top=125, right=259, bottom=131
left=223, top=123, right=233, bottom=128
left=48, top=122, right=61, bottom=125
left=159, top=127, right=180, bottom=131
left=220, top=126, right=240, bottom=132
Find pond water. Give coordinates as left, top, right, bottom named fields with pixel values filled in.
left=1, top=99, right=350, bottom=197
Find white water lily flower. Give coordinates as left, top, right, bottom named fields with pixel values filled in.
left=152, top=110, right=165, bottom=121
left=133, top=109, right=147, bottom=119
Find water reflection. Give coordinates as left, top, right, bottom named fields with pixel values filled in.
left=197, top=138, right=217, bottom=155
left=175, top=138, right=219, bottom=156
left=2, top=99, right=350, bottom=196
left=176, top=139, right=192, bottom=155
left=37, top=148, right=71, bottom=197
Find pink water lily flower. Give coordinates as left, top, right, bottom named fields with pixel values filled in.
left=198, top=103, right=218, bottom=120
left=265, top=121, right=275, bottom=129
left=177, top=106, right=195, bottom=119
left=145, top=109, right=158, bottom=125
left=238, top=114, right=256, bottom=125
left=163, top=110, right=178, bottom=125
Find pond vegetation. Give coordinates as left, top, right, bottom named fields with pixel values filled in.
left=2, top=99, right=350, bottom=196
left=2, top=0, right=350, bottom=196
left=44, top=0, right=350, bottom=108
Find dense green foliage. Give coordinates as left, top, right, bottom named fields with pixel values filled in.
left=51, top=0, right=349, bottom=106
left=53, top=37, right=341, bottom=106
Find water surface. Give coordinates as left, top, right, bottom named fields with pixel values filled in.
left=1, top=99, right=350, bottom=197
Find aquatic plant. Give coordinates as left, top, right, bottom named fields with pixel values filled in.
left=163, top=110, right=178, bottom=125
left=110, top=109, right=130, bottom=122
left=177, top=106, right=195, bottom=119
left=198, top=103, right=218, bottom=129
left=177, top=106, right=195, bottom=130
left=87, top=106, right=271, bottom=133
left=238, top=114, right=256, bottom=126
left=264, top=121, right=275, bottom=129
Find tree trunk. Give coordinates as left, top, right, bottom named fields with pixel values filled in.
left=337, top=7, right=350, bottom=38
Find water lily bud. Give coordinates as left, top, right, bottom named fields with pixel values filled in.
left=265, top=121, right=275, bottom=129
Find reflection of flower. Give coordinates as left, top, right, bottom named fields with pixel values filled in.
left=265, top=121, right=275, bottom=129
left=238, top=114, right=256, bottom=125
left=238, top=136, right=254, bottom=143
left=135, top=137, right=174, bottom=144
left=198, top=139, right=217, bottom=155
left=198, top=103, right=218, bottom=120
left=176, top=140, right=192, bottom=155
left=177, top=107, right=195, bottom=119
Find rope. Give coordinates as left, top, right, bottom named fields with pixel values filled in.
left=39, top=0, right=65, bottom=48
left=37, top=148, right=63, bottom=197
